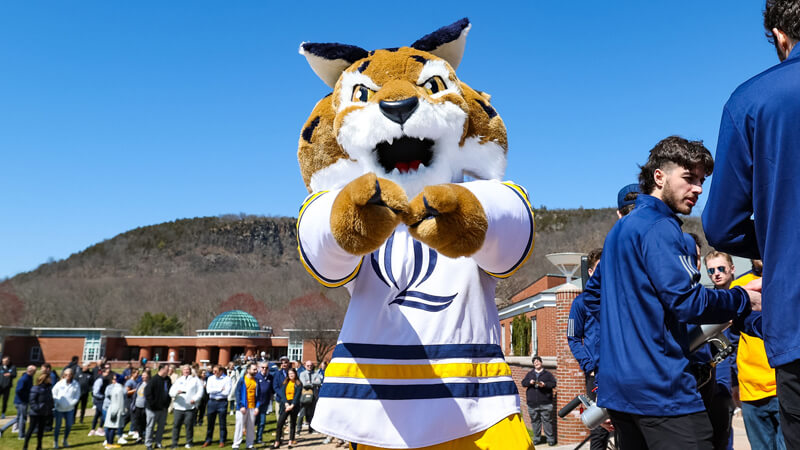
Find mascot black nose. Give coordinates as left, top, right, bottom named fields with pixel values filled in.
left=379, top=97, right=419, bottom=125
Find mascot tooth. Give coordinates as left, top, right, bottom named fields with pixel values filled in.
left=296, top=18, right=536, bottom=450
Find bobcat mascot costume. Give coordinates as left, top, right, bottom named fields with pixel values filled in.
left=296, top=18, right=535, bottom=450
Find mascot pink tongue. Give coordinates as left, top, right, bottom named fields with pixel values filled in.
left=295, top=18, right=536, bottom=450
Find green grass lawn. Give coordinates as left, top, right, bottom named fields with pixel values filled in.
left=1, top=409, right=280, bottom=449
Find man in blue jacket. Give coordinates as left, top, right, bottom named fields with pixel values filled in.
left=14, top=365, right=36, bottom=438
left=271, top=357, right=289, bottom=423
left=702, top=1, right=800, bottom=446
left=584, top=136, right=760, bottom=449
left=254, top=362, right=273, bottom=444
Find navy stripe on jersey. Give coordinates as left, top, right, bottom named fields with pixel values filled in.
left=331, top=343, right=504, bottom=360
left=319, top=380, right=517, bottom=400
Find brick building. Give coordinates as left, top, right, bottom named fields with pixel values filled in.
left=0, top=310, right=293, bottom=367
left=498, top=274, right=577, bottom=359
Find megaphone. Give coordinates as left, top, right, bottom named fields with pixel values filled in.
left=558, top=394, right=609, bottom=430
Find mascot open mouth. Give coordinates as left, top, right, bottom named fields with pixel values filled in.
left=375, top=136, right=434, bottom=174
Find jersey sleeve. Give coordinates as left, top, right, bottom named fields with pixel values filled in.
left=460, top=180, right=534, bottom=278
left=297, top=191, right=364, bottom=287
left=642, top=220, right=750, bottom=323
left=702, top=106, right=760, bottom=259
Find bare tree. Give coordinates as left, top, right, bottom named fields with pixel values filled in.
left=289, top=293, right=345, bottom=365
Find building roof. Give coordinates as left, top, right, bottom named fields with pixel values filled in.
left=208, top=310, right=259, bottom=331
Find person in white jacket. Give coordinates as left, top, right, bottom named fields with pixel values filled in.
left=52, top=368, right=81, bottom=449
left=169, top=364, right=204, bottom=448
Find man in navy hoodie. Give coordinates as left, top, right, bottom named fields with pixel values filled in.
left=702, top=1, right=800, bottom=446
left=584, top=136, right=760, bottom=449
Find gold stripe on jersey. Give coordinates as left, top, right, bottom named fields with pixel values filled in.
left=325, top=362, right=511, bottom=380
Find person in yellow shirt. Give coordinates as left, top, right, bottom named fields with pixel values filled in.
left=233, top=363, right=260, bottom=449
left=733, top=260, right=786, bottom=450
left=273, top=369, right=302, bottom=449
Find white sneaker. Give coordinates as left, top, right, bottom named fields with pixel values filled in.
left=185, top=444, right=192, bottom=448
left=322, top=437, right=332, bottom=444
left=118, top=437, right=128, bottom=444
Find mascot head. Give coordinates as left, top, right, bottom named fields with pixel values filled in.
left=297, top=18, right=507, bottom=196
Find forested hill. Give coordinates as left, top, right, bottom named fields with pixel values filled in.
left=2, top=209, right=705, bottom=332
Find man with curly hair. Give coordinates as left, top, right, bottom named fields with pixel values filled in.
left=702, top=1, right=800, bottom=446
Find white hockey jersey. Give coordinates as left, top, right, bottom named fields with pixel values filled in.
left=297, top=180, right=534, bottom=448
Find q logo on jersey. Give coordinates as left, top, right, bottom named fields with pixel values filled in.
left=371, top=234, right=457, bottom=312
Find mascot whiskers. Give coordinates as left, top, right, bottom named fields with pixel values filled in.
left=295, top=18, right=535, bottom=450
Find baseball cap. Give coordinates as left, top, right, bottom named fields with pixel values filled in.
left=617, top=183, right=640, bottom=210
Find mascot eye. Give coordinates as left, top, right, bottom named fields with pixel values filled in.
left=352, top=85, right=375, bottom=103
left=422, top=76, right=446, bottom=95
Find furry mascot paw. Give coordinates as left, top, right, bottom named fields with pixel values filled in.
left=331, top=172, right=408, bottom=255
left=404, top=184, right=487, bottom=258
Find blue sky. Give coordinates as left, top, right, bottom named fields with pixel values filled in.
left=0, top=2, right=778, bottom=279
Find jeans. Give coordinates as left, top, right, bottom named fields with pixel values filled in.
left=256, top=405, right=268, bottom=442
left=204, top=399, right=227, bottom=444
left=91, top=397, right=104, bottom=430
left=528, top=404, right=555, bottom=444
left=145, top=408, right=167, bottom=448
left=171, top=409, right=195, bottom=447
left=54, top=409, right=75, bottom=444
left=742, top=397, right=786, bottom=450
left=15, top=402, right=28, bottom=437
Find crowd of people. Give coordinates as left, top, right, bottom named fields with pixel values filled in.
left=0, top=355, right=340, bottom=450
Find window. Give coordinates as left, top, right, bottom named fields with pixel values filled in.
left=82, top=332, right=103, bottom=362
left=531, top=317, right=538, bottom=357
left=288, top=332, right=303, bottom=362
left=30, top=346, right=42, bottom=362
left=501, top=324, right=506, bottom=354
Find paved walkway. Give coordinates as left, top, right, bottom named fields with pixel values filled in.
left=0, top=412, right=754, bottom=449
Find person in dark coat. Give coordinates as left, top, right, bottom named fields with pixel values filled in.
left=144, top=364, right=171, bottom=450
left=74, top=363, right=93, bottom=423
left=24, top=372, right=54, bottom=450
left=0, top=355, right=16, bottom=419
left=522, top=356, right=557, bottom=446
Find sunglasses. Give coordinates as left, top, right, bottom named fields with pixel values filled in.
left=707, top=266, right=728, bottom=275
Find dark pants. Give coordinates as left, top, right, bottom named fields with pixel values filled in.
left=297, top=401, right=315, bottom=433
left=275, top=407, right=299, bottom=444
left=528, top=404, right=555, bottom=444
left=586, top=374, right=611, bottom=450
left=205, top=399, right=227, bottom=444
left=131, top=406, right=146, bottom=437
left=172, top=409, right=195, bottom=447
left=777, top=360, right=800, bottom=449
left=24, top=414, right=51, bottom=450
left=708, top=391, right=733, bottom=450
left=75, top=392, right=89, bottom=423
left=197, top=395, right=208, bottom=426
left=609, top=409, right=713, bottom=450
left=0, top=386, right=10, bottom=415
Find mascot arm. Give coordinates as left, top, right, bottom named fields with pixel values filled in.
left=464, top=180, right=534, bottom=279
left=297, top=189, right=364, bottom=288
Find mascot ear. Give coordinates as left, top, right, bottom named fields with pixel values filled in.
left=410, top=18, right=471, bottom=70
left=299, top=42, right=369, bottom=88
